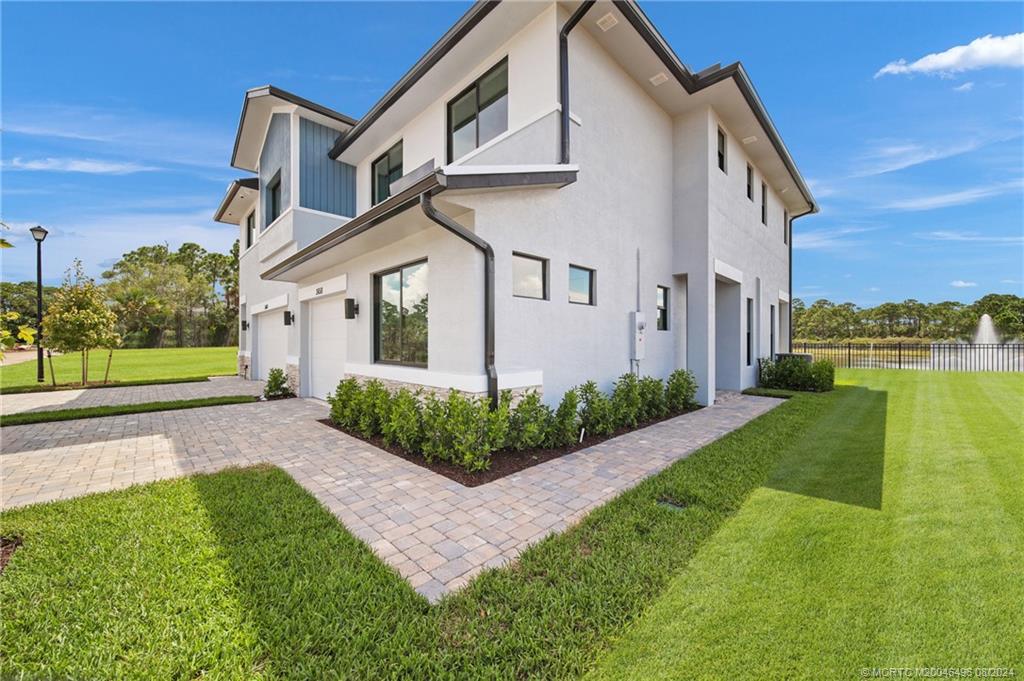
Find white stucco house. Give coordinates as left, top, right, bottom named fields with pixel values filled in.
left=214, top=0, right=816, bottom=408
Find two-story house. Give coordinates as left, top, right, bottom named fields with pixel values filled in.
left=214, top=0, right=817, bottom=407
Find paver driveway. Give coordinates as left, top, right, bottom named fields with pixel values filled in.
left=0, top=376, right=263, bottom=415
left=0, top=393, right=781, bottom=600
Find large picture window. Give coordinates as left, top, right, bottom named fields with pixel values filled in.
left=447, top=59, right=508, bottom=162
left=375, top=260, right=428, bottom=366
left=372, top=140, right=403, bottom=205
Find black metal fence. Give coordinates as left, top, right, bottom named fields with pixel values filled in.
left=795, top=343, right=1024, bottom=372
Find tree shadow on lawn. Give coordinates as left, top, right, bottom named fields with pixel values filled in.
left=764, top=385, right=887, bottom=510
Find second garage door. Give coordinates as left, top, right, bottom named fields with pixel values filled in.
left=255, top=311, right=287, bottom=381
left=308, top=295, right=347, bottom=400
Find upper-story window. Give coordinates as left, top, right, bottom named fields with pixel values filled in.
left=245, top=211, right=255, bottom=249
left=266, top=172, right=282, bottom=228
left=656, top=286, right=669, bottom=330
left=447, top=58, right=508, bottom=162
left=569, top=264, right=596, bottom=306
left=746, top=164, right=753, bottom=201
left=761, top=182, right=768, bottom=225
left=783, top=210, right=789, bottom=244
left=717, top=128, right=727, bottom=172
left=512, top=252, right=547, bottom=300
left=372, top=140, right=403, bottom=206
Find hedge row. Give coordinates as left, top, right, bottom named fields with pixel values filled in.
left=758, top=356, right=834, bottom=392
left=327, top=370, right=699, bottom=472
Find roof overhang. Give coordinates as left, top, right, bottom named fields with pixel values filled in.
left=262, top=164, right=578, bottom=282
left=231, top=85, right=357, bottom=172
left=213, top=178, right=259, bottom=224
left=595, top=0, right=816, bottom=215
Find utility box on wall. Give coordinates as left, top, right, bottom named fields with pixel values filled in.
left=631, top=311, right=646, bottom=361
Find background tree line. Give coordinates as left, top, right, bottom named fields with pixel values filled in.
left=1, top=241, right=239, bottom=348
left=793, top=294, right=1024, bottom=342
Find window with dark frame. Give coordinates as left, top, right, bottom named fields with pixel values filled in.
left=374, top=260, right=428, bottom=367
left=371, top=140, right=403, bottom=205
left=770, top=303, right=776, bottom=358
left=746, top=297, right=754, bottom=366
left=447, top=59, right=508, bottom=162
left=783, top=210, right=789, bottom=244
left=512, top=253, right=547, bottom=299
left=568, top=265, right=595, bottom=305
left=717, top=128, right=727, bottom=172
left=761, top=181, right=768, bottom=225
left=245, top=211, right=255, bottom=249
left=656, top=286, right=669, bottom=330
left=746, top=164, right=753, bottom=201
left=266, top=173, right=282, bottom=228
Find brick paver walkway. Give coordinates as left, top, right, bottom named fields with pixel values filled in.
left=0, top=394, right=781, bottom=601
left=1, top=376, right=264, bottom=415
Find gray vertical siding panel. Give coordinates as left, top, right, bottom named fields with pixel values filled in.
left=259, top=113, right=291, bottom=230
left=299, top=117, right=356, bottom=217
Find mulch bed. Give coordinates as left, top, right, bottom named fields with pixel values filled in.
left=316, top=407, right=700, bottom=487
left=0, top=536, right=22, bottom=574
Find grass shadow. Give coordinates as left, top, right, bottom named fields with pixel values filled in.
left=764, top=385, right=887, bottom=510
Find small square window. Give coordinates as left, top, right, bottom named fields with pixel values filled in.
left=512, top=253, right=547, bottom=299
left=656, top=286, right=669, bottom=330
left=569, top=265, right=595, bottom=305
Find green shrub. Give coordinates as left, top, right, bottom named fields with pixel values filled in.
left=578, top=381, right=615, bottom=437
left=327, top=377, right=363, bottom=430
left=758, top=357, right=835, bottom=392
left=382, top=388, right=422, bottom=451
left=637, top=375, right=667, bottom=421
left=508, top=390, right=552, bottom=451
left=263, top=368, right=294, bottom=399
left=357, top=379, right=391, bottom=438
left=611, top=373, right=642, bottom=429
left=419, top=393, right=448, bottom=462
left=546, top=388, right=580, bottom=448
left=666, top=369, right=698, bottom=412
left=418, top=390, right=508, bottom=472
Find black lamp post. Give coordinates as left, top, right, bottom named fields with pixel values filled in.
left=29, top=225, right=48, bottom=383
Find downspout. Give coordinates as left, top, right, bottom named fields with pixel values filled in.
left=559, top=0, right=596, bottom=164
left=420, top=192, right=498, bottom=409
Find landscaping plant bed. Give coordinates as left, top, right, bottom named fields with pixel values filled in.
left=317, top=406, right=700, bottom=486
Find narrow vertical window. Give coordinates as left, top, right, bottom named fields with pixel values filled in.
left=746, top=164, right=753, bottom=201
left=783, top=210, right=789, bottom=244
left=371, top=140, right=403, bottom=205
left=374, top=260, right=428, bottom=366
left=245, top=211, right=255, bottom=249
left=746, top=297, right=754, bottom=366
left=656, top=286, right=669, bottom=330
left=717, top=128, right=727, bottom=172
left=770, top=304, right=776, bottom=358
left=266, top=173, right=282, bottom=228
left=568, top=265, right=595, bottom=305
left=761, top=182, right=767, bottom=225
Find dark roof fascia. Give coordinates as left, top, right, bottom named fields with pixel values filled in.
left=612, top=0, right=816, bottom=213
left=213, top=178, right=259, bottom=224
left=262, top=166, right=579, bottom=280
left=230, top=85, right=358, bottom=171
left=327, top=0, right=502, bottom=160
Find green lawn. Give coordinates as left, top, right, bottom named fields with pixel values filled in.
left=590, top=370, right=1024, bottom=679
left=0, top=347, right=237, bottom=390
left=0, top=396, right=258, bottom=427
left=1, top=370, right=1019, bottom=678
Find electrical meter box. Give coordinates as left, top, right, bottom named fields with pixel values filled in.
left=631, top=311, right=646, bottom=361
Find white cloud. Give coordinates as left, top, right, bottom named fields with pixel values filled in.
left=916, top=230, right=1024, bottom=244
left=3, top=157, right=159, bottom=174
left=867, top=286, right=881, bottom=292
left=953, top=82, right=975, bottom=92
left=852, top=139, right=985, bottom=177
left=876, top=33, right=1024, bottom=78
left=793, top=226, right=876, bottom=251
left=1001, top=278, right=1022, bottom=284
left=950, top=280, right=978, bottom=288
left=880, top=179, right=1024, bottom=211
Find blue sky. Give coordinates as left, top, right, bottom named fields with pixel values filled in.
left=2, top=1, right=1022, bottom=306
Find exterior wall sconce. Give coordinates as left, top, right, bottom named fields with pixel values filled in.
left=241, top=320, right=249, bottom=331
left=344, top=298, right=359, bottom=319
left=283, top=310, right=294, bottom=326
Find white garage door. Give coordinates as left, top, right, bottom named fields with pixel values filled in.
left=255, top=311, right=287, bottom=382
left=308, top=296, right=347, bottom=400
